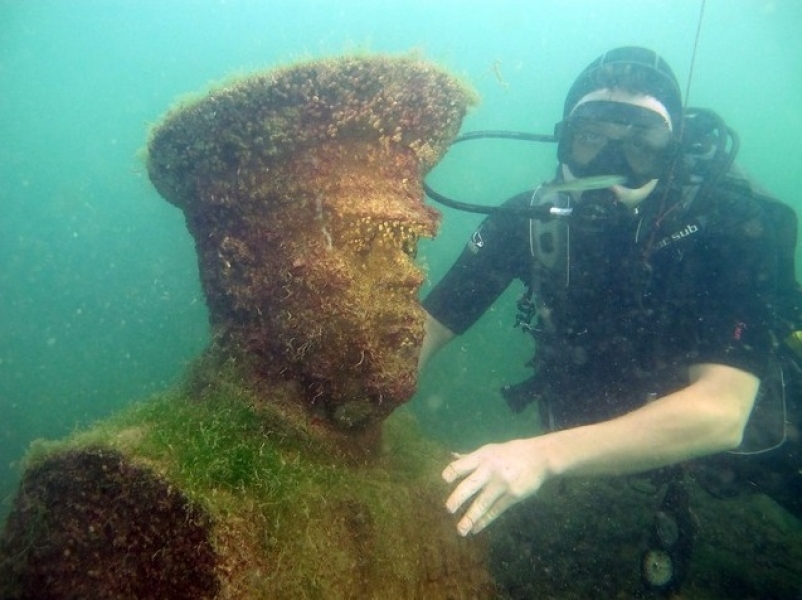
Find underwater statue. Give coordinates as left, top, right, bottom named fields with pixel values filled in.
left=0, top=55, right=495, bottom=599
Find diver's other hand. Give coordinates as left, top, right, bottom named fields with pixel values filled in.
left=442, top=438, right=548, bottom=536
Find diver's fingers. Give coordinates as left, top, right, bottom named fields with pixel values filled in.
left=441, top=451, right=480, bottom=484
left=455, top=481, right=506, bottom=537
left=444, top=463, right=488, bottom=515
left=470, top=494, right=517, bottom=535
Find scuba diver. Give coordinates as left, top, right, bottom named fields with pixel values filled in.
left=420, top=46, right=802, bottom=594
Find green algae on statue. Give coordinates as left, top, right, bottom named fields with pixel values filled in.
left=0, top=55, right=495, bottom=599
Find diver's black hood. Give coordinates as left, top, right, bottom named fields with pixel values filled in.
left=563, top=46, right=683, bottom=130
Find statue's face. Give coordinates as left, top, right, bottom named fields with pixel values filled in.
left=252, top=144, right=439, bottom=428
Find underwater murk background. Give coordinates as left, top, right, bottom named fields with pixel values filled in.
left=1, top=0, right=800, bottom=582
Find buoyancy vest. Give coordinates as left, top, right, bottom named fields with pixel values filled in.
left=514, top=167, right=802, bottom=454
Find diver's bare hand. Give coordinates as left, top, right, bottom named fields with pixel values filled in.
left=442, top=438, right=549, bottom=536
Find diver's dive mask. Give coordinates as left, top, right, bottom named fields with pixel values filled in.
left=557, top=101, right=676, bottom=187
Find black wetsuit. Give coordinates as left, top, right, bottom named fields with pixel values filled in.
left=423, top=178, right=779, bottom=430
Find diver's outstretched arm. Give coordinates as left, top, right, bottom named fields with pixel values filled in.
left=442, top=362, right=758, bottom=536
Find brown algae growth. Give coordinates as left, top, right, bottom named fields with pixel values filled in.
left=147, top=54, right=477, bottom=438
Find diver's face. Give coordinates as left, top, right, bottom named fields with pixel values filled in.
left=569, top=118, right=672, bottom=182
left=562, top=98, right=675, bottom=187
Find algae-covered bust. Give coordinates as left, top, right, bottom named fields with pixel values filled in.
left=0, top=55, right=494, bottom=599
left=147, top=55, right=474, bottom=433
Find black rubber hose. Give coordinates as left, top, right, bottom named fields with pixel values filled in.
left=423, top=130, right=557, bottom=217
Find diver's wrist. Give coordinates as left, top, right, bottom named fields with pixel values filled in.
left=538, top=431, right=571, bottom=480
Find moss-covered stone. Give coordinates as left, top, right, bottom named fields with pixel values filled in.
left=0, top=54, right=491, bottom=598
left=0, top=448, right=218, bottom=600
left=146, top=54, right=477, bottom=437
left=0, top=370, right=495, bottom=598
